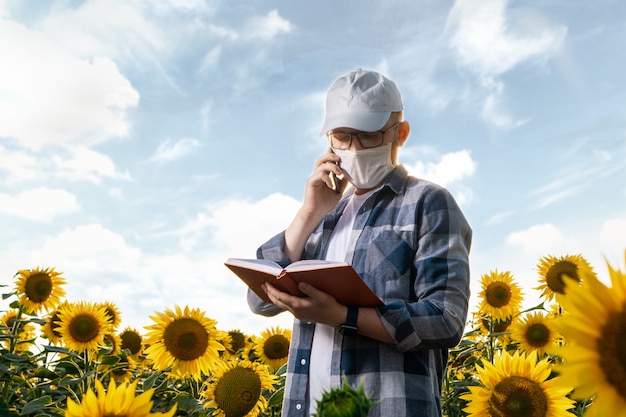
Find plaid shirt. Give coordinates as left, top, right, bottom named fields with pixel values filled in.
left=247, top=165, right=472, bottom=417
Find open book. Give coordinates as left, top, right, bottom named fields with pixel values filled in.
left=225, top=258, right=383, bottom=307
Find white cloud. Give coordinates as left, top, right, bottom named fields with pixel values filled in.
left=506, top=223, right=574, bottom=257
left=38, top=0, right=165, bottom=60
left=7, top=196, right=299, bottom=333
left=0, top=187, right=79, bottom=222
left=405, top=150, right=476, bottom=187
left=0, top=145, right=128, bottom=185
left=179, top=193, right=301, bottom=255
left=0, top=19, right=139, bottom=149
left=480, top=79, right=529, bottom=129
left=52, top=146, right=130, bottom=183
left=242, top=10, right=293, bottom=42
left=600, top=218, right=626, bottom=253
left=149, top=138, right=203, bottom=164
left=0, top=145, right=39, bottom=183
left=445, top=0, right=565, bottom=129
left=446, top=0, right=566, bottom=77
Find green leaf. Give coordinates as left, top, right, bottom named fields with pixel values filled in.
left=142, top=371, right=161, bottom=390
left=34, top=367, right=59, bottom=380
left=21, top=396, right=52, bottom=415
left=268, top=386, right=284, bottom=407
left=100, top=355, right=120, bottom=365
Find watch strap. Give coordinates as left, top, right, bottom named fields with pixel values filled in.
left=339, top=306, right=358, bottom=336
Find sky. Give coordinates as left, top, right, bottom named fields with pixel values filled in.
left=1, top=0, right=626, bottom=336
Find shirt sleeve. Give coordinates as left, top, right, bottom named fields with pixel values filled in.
left=246, top=231, right=291, bottom=317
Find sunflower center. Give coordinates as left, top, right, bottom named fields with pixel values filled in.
left=482, top=318, right=512, bottom=334
left=525, top=323, right=550, bottom=348
left=228, top=331, right=246, bottom=354
left=263, top=334, right=290, bottom=360
left=69, top=314, right=101, bottom=343
left=214, top=367, right=261, bottom=417
left=485, top=282, right=512, bottom=308
left=598, top=305, right=626, bottom=399
left=24, top=272, right=53, bottom=302
left=489, top=375, right=547, bottom=417
left=163, top=318, right=209, bottom=361
left=545, top=261, right=579, bottom=294
left=120, top=330, right=143, bottom=355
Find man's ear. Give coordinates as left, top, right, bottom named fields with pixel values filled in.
left=397, top=121, right=410, bottom=146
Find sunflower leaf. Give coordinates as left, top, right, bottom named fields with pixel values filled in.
left=21, top=396, right=52, bottom=414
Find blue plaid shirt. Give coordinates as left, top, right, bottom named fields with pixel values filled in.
left=247, top=165, right=472, bottom=417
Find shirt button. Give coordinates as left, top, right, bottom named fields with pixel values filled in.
left=296, top=404, right=302, bottom=410
left=300, top=358, right=306, bottom=365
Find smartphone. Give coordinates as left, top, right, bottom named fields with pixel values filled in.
left=330, top=171, right=341, bottom=194
left=329, top=149, right=342, bottom=194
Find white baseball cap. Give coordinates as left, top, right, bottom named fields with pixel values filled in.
left=320, top=69, right=403, bottom=135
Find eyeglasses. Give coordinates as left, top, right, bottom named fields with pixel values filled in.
left=326, top=121, right=401, bottom=150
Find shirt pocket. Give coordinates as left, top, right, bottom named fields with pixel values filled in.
left=361, top=229, right=415, bottom=300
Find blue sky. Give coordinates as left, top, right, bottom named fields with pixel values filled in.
left=1, top=0, right=625, bottom=335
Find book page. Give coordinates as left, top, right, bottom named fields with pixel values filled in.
left=224, top=258, right=282, bottom=275
left=285, top=259, right=349, bottom=272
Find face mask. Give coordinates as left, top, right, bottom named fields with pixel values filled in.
left=333, top=143, right=395, bottom=189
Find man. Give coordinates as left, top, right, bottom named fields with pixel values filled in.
left=247, top=69, right=472, bottom=417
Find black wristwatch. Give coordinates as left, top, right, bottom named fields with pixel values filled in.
left=339, top=306, right=359, bottom=336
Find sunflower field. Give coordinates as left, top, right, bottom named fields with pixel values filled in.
left=1, top=251, right=626, bottom=417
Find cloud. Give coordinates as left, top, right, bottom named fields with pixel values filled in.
left=445, top=0, right=566, bottom=129
left=8, top=194, right=300, bottom=332
left=0, top=19, right=139, bottom=149
left=52, top=146, right=130, bottom=183
left=242, top=10, right=293, bottom=42
left=0, top=145, right=39, bottom=183
left=149, top=138, right=203, bottom=164
left=505, top=223, right=579, bottom=258
left=36, top=0, right=166, bottom=60
left=530, top=163, right=620, bottom=209
left=178, top=193, right=301, bottom=255
left=600, top=218, right=626, bottom=252
left=405, top=150, right=476, bottom=187
left=446, top=0, right=566, bottom=77
left=0, top=145, right=129, bottom=185
left=0, top=187, right=79, bottom=222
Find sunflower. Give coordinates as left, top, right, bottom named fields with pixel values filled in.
left=479, top=315, right=513, bottom=335
left=252, top=326, right=291, bottom=371
left=97, top=301, right=122, bottom=329
left=103, top=332, right=123, bottom=355
left=119, top=327, right=144, bottom=357
left=65, top=379, right=176, bottom=417
left=56, top=301, right=112, bottom=353
left=14, top=266, right=66, bottom=314
left=105, top=351, right=137, bottom=383
left=41, top=302, right=68, bottom=345
left=552, top=251, right=626, bottom=416
left=510, top=312, right=559, bottom=356
left=0, top=309, right=36, bottom=353
left=221, top=329, right=251, bottom=359
left=461, top=350, right=575, bottom=417
left=203, top=359, right=278, bottom=417
left=535, top=254, right=594, bottom=302
left=144, top=305, right=226, bottom=380
left=478, top=270, right=524, bottom=321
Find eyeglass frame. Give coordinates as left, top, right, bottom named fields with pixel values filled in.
left=326, top=121, right=402, bottom=150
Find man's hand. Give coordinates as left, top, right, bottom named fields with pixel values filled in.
left=263, top=281, right=347, bottom=327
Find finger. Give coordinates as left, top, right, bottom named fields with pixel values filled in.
left=297, top=282, right=334, bottom=303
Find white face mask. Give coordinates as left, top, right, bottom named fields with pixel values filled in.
left=333, top=143, right=395, bottom=189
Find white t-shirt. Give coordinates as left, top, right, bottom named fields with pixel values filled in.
left=308, top=189, right=375, bottom=414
